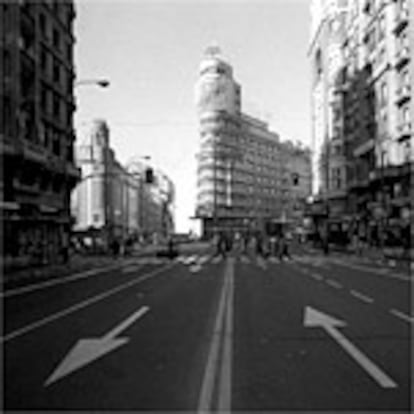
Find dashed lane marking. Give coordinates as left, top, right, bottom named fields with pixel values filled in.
left=310, top=272, right=323, bottom=281
left=326, top=279, right=343, bottom=289
left=350, top=290, right=374, bottom=304
left=389, top=309, right=414, bottom=324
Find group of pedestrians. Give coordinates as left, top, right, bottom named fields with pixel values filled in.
left=215, top=232, right=293, bottom=260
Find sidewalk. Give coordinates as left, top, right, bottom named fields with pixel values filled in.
left=301, top=243, right=413, bottom=272
left=2, top=254, right=124, bottom=289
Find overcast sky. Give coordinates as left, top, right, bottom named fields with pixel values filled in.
left=74, top=0, right=311, bottom=233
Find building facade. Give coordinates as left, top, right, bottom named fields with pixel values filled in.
left=72, top=120, right=175, bottom=249
left=309, top=0, right=412, bottom=248
left=1, top=1, right=79, bottom=268
left=195, top=48, right=312, bottom=238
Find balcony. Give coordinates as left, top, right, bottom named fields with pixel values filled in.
left=397, top=121, right=412, bottom=141
left=394, top=7, right=409, bottom=35
left=395, top=84, right=411, bottom=106
left=395, top=46, right=410, bottom=70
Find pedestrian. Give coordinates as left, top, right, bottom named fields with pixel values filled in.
left=279, top=234, right=292, bottom=261
left=111, top=239, right=120, bottom=259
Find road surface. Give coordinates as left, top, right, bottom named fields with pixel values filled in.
left=3, top=245, right=412, bottom=412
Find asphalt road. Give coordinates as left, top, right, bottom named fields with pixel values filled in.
left=2, top=245, right=412, bottom=412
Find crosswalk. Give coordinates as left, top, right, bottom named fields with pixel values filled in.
left=124, top=253, right=408, bottom=279
left=128, top=253, right=300, bottom=268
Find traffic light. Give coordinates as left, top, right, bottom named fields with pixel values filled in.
left=292, top=173, right=299, bottom=186
left=145, top=167, right=154, bottom=184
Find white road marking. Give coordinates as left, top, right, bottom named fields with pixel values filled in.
left=329, top=259, right=411, bottom=282
left=198, top=255, right=211, bottom=265
left=389, top=309, right=414, bottom=324
left=304, top=306, right=397, bottom=388
left=310, top=272, right=323, bottom=281
left=182, top=255, right=197, bottom=265
left=211, top=256, right=223, bottom=264
left=190, top=264, right=202, bottom=273
left=198, top=259, right=233, bottom=412
left=240, top=255, right=250, bottom=264
left=121, top=264, right=143, bottom=274
left=1, top=263, right=175, bottom=343
left=350, top=290, right=374, bottom=304
left=217, top=258, right=234, bottom=411
left=256, top=256, right=267, bottom=270
left=1, top=261, right=135, bottom=299
left=326, top=279, right=343, bottom=289
left=45, top=306, right=149, bottom=386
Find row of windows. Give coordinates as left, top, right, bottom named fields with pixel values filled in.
left=40, top=46, right=74, bottom=93
left=40, top=84, right=73, bottom=126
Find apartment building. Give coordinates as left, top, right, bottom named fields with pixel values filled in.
left=310, top=0, right=412, bottom=247
left=1, top=1, right=79, bottom=268
left=195, top=47, right=312, bottom=238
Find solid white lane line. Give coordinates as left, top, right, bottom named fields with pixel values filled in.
left=350, top=290, right=374, bottom=304
left=197, top=262, right=230, bottom=413
left=217, top=258, right=234, bottom=411
left=326, top=279, right=343, bottom=289
left=390, top=309, right=414, bottom=324
left=1, top=261, right=135, bottom=299
left=1, top=263, right=176, bottom=343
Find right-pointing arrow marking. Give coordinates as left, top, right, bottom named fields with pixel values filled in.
left=304, top=306, right=397, bottom=388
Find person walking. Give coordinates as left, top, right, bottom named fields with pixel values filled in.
left=279, top=234, right=292, bottom=261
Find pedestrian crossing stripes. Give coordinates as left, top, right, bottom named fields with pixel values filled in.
left=128, top=253, right=333, bottom=270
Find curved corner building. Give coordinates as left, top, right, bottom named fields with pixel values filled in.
left=194, top=47, right=242, bottom=237
left=195, top=48, right=312, bottom=239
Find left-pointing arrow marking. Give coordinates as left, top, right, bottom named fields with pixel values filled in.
left=304, top=306, right=397, bottom=389
left=45, top=306, right=149, bottom=387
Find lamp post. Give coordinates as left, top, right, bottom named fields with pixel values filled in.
left=75, top=79, right=110, bottom=88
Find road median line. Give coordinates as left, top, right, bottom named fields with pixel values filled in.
left=198, top=257, right=234, bottom=413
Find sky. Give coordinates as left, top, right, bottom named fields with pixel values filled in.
left=74, top=0, right=311, bottom=233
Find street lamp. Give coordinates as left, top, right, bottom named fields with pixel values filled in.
left=75, top=79, right=110, bottom=88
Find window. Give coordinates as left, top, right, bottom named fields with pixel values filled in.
left=52, top=131, right=60, bottom=156
left=53, top=93, right=60, bottom=118
left=39, top=13, right=46, bottom=36
left=53, top=58, right=60, bottom=83
left=52, top=28, right=60, bottom=50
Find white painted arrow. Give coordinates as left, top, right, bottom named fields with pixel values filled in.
left=45, top=306, right=149, bottom=387
left=304, top=306, right=397, bottom=388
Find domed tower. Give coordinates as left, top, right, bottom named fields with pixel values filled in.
left=194, top=47, right=242, bottom=238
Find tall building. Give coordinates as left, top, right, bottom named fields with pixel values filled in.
left=72, top=120, right=175, bottom=249
left=195, top=47, right=312, bottom=238
left=1, top=1, right=79, bottom=268
left=309, top=0, right=412, bottom=248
